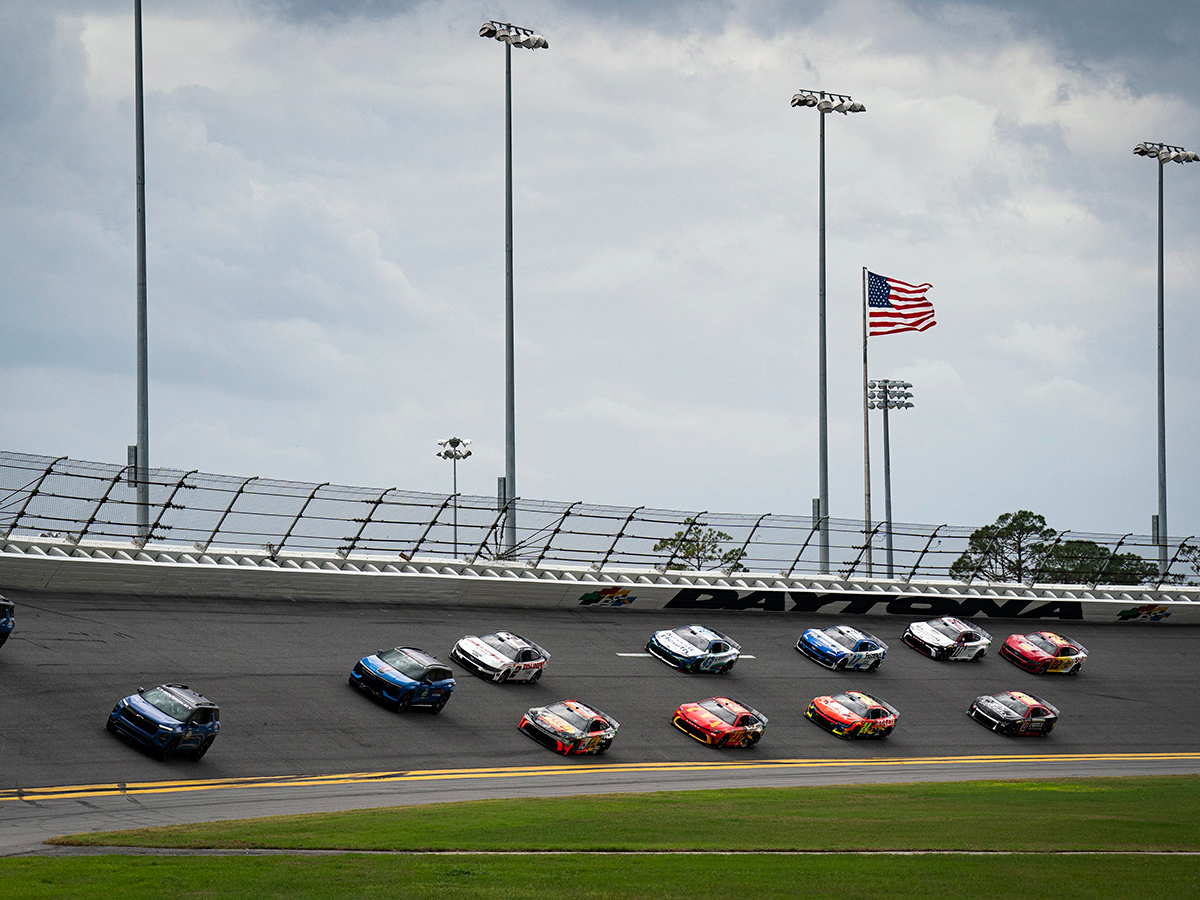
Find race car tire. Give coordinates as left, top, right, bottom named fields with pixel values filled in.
left=714, top=734, right=729, bottom=749
left=1068, top=664, right=1081, bottom=676
left=396, top=692, right=413, bottom=713
left=746, top=732, right=761, bottom=747
left=497, top=669, right=510, bottom=684
left=1037, top=661, right=1050, bottom=675
left=190, top=737, right=214, bottom=761
left=430, top=695, right=449, bottom=715
left=719, top=662, right=733, bottom=675
left=595, top=739, right=611, bottom=754
left=530, top=669, right=542, bottom=683
left=834, top=658, right=847, bottom=671
left=971, top=651, right=984, bottom=662
left=867, top=659, right=880, bottom=672
left=688, top=660, right=701, bottom=674
left=159, top=737, right=180, bottom=761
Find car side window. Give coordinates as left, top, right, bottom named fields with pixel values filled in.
left=1056, top=647, right=1075, bottom=657
left=858, top=641, right=877, bottom=652
left=589, top=720, right=606, bottom=732
left=735, top=715, right=753, bottom=727
left=191, top=709, right=211, bottom=726
left=710, top=642, right=728, bottom=654
left=1031, top=707, right=1048, bottom=717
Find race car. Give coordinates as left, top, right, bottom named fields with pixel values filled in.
left=968, top=690, right=1059, bottom=736
left=349, top=646, right=455, bottom=712
left=106, top=683, right=220, bottom=760
left=999, top=631, right=1088, bottom=675
left=805, top=690, right=898, bottom=740
left=518, top=700, right=618, bottom=755
left=0, top=595, right=13, bottom=649
left=672, top=697, right=767, bottom=748
left=646, top=624, right=741, bottom=674
left=450, top=631, right=550, bottom=683
left=902, top=616, right=991, bottom=661
left=796, top=625, right=887, bottom=671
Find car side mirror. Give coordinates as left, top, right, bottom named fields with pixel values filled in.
left=137, top=686, right=145, bottom=693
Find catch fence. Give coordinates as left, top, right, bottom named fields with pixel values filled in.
left=0, top=451, right=1195, bottom=587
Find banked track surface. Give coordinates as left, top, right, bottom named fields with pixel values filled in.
left=1, top=592, right=1197, bottom=852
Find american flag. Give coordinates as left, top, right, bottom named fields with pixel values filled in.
left=867, top=271, right=936, bottom=336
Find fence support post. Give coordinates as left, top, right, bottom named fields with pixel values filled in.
left=2, top=456, right=67, bottom=539
left=1088, top=532, right=1132, bottom=588
left=595, top=506, right=644, bottom=572
left=338, top=487, right=396, bottom=558
left=408, top=495, right=455, bottom=560
left=660, top=513, right=706, bottom=572
left=842, top=521, right=885, bottom=579
left=784, top=514, right=826, bottom=578
left=200, top=476, right=259, bottom=552
left=534, top=501, right=580, bottom=568
left=904, top=525, right=944, bottom=583
left=135, top=469, right=197, bottom=548
left=728, top=513, right=769, bottom=574
left=269, top=483, right=329, bottom=560
left=71, top=466, right=130, bottom=544
left=1156, top=535, right=1195, bottom=589
left=471, top=504, right=509, bottom=564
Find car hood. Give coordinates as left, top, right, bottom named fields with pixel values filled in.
left=654, top=630, right=702, bottom=657
left=804, top=630, right=849, bottom=654
left=364, top=655, right=412, bottom=682
left=127, top=694, right=182, bottom=728
left=976, top=695, right=1020, bottom=718
left=457, top=637, right=511, bottom=668
left=909, top=621, right=952, bottom=647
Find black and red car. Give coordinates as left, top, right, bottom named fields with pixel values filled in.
left=672, top=697, right=767, bottom=748
left=969, top=690, right=1059, bottom=736
left=805, top=690, right=898, bottom=740
left=1000, top=631, right=1088, bottom=675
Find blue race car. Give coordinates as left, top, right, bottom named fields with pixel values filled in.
left=106, top=683, right=220, bottom=760
left=647, top=624, right=741, bottom=674
left=0, top=596, right=13, bottom=649
left=349, top=646, right=455, bottom=713
left=796, top=625, right=887, bottom=671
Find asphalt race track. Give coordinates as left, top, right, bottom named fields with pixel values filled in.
left=2, top=591, right=1198, bottom=851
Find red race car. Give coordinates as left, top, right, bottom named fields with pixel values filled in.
left=1000, top=631, right=1088, bottom=675
left=672, top=697, right=767, bottom=748
left=805, top=690, right=898, bottom=740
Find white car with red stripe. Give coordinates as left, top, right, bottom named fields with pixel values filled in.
left=450, top=631, right=550, bottom=683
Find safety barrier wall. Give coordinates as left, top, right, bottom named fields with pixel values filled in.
left=2, top=450, right=1197, bottom=588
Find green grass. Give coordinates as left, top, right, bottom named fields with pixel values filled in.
left=51, top=776, right=1200, bottom=852
left=2, top=854, right=1198, bottom=900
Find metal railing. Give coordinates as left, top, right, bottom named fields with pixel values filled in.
left=0, top=450, right=1195, bottom=586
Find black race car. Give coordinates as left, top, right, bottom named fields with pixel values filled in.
left=968, top=690, right=1059, bottom=736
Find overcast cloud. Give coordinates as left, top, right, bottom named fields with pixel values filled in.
left=1, top=0, right=1197, bottom=539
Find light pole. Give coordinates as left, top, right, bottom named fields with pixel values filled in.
left=134, top=0, right=150, bottom=538
left=436, top=437, right=472, bottom=559
left=867, top=379, right=913, bottom=579
left=1133, top=141, right=1198, bottom=572
left=480, top=21, right=548, bottom=555
left=792, top=89, right=866, bottom=573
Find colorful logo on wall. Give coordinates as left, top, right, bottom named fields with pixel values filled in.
left=579, top=587, right=636, bottom=607
left=1117, top=604, right=1172, bottom=621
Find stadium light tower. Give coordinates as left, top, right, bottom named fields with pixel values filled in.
left=791, top=89, right=866, bottom=573
left=867, top=379, right=913, bottom=579
left=480, top=21, right=548, bottom=555
left=1133, top=141, right=1198, bottom=572
left=437, top=437, right=472, bottom=559
left=133, top=0, right=150, bottom=537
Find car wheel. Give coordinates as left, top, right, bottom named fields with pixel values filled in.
left=430, top=695, right=449, bottom=715
left=834, top=658, right=847, bottom=671
left=867, top=659, right=880, bottom=672
left=1068, top=663, right=1081, bottom=676
left=159, top=737, right=180, bottom=761
left=595, top=739, right=611, bottom=754
left=396, top=692, right=413, bottom=713
left=746, top=732, right=761, bottom=747
left=1037, top=661, right=1050, bottom=675
left=714, top=734, right=728, bottom=749
left=190, top=737, right=214, bottom=761
left=971, top=651, right=984, bottom=662
left=530, top=669, right=542, bottom=683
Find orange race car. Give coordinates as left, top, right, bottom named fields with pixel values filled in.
left=672, top=697, right=767, bottom=748
left=805, top=690, right=898, bottom=740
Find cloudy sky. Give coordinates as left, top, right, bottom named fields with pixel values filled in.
left=1, top=0, right=1198, bottom=540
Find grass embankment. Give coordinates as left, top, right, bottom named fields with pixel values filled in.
left=3, top=777, right=1197, bottom=899
left=52, top=777, right=1200, bottom=852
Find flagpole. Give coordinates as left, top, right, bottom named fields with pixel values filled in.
left=862, top=267, right=872, bottom=578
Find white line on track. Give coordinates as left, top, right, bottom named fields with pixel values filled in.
left=616, top=652, right=756, bottom=658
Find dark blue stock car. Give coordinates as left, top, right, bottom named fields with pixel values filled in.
left=349, top=647, right=455, bottom=713
left=0, top=596, right=13, bottom=649
left=107, top=683, right=220, bottom=760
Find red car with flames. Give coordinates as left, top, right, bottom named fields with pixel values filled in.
left=805, top=690, right=898, bottom=740
left=1000, top=631, right=1088, bottom=675
left=672, top=697, right=767, bottom=748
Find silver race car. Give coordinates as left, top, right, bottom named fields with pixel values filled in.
left=647, top=624, right=741, bottom=674
left=451, top=631, right=550, bottom=683
left=903, top=616, right=991, bottom=661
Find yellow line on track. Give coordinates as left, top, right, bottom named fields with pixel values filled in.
left=5, top=752, right=1199, bottom=803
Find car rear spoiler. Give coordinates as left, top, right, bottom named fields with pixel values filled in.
left=860, top=630, right=888, bottom=652
left=740, top=702, right=768, bottom=724
left=521, top=636, right=551, bottom=660
left=709, top=629, right=742, bottom=652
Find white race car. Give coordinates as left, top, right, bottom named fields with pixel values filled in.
left=450, top=631, right=550, bottom=683
left=647, top=624, right=741, bottom=674
left=903, top=616, right=991, bottom=662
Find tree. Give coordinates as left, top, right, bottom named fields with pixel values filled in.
left=950, top=511, right=1158, bottom=586
left=653, top=518, right=747, bottom=572
left=1034, top=540, right=1158, bottom=586
left=949, top=510, right=1057, bottom=583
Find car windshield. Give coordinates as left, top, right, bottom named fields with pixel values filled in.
left=377, top=649, right=428, bottom=679
left=140, top=687, right=193, bottom=722
left=546, top=703, right=590, bottom=730
left=698, top=699, right=738, bottom=725
left=833, top=693, right=870, bottom=716
left=480, top=634, right=519, bottom=660
left=996, top=695, right=1030, bottom=715
left=675, top=628, right=712, bottom=650
left=827, top=628, right=859, bottom=650
left=1026, top=635, right=1057, bottom=654
left=929, top=619, right=961, bottom=639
